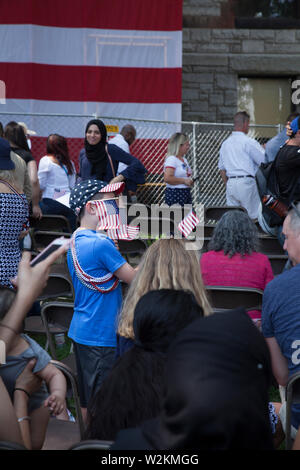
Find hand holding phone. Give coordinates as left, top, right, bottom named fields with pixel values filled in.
left=30, top=237, right=71, bottom=267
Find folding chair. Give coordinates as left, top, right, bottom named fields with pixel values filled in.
left=49, top=359, right=85, bottom=441
left=285, top=371, right=300, bottom=450
left=204, top=224, right=215, bottom=238
left=198, top=237, right=211, bottom=253
left=137, top=216, right=175, bottom=240
left=42, top=419, right=81, bottom=450
left=69, top=439, right=114, bottom=450
left=268, top=254, right=289, bottom=275
left=205, top=286, right=263, bottom=313
left=40, top=301, right=76, bottom=373
left=29, top=214, right=72, bottom=234
left=40, top=301, right=74, bottom=356
left=0, top=441, right=27, bottom=450
left=204, top=205, right=247, bottom=224
left=24, top=265, right=74, bottom=343
left=118, top=239, right=147, bottom=265
left=37, top=271, right=74, bottom=302
left=258, top=236, right=285, bottom=255
left=31, top=231, right=72, bottom=252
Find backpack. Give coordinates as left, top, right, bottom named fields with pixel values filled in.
left=255, top=150, right=289, bottom=227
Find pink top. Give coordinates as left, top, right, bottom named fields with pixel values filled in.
left=200, top=250, right=274, bottom=319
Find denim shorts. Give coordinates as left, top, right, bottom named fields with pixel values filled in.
left=73, top=342, right=116, bottom=407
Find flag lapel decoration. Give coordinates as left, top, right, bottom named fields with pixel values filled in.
left=178, top=211, right=200, bottom=238
left=0, top=0, right=183, bottom=134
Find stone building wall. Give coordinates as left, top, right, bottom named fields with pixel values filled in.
left=182, top=0, right=300, bottom=123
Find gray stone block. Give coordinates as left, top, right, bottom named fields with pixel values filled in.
left=217, top=106, right=236, bottom=120
left=230, top=54, right=300, bottom=74
left=190, top=29, right=212, bottom=42
left=230, top=44, right=242, bottom=53
left=182, top=29, right=190, bottom=42
left=275, top=30, right=296, bottom=43
left=224, top=90, right=237, bottom=106
left=249, top=30, right=275, bottom=40
left=264, top=43, right=300, bottom=54
left=190, top=100, right=209, bottom=112
left=183, top=53, right=228, bottom=67
left=183, top=42, right=198, bottom=53
left=197, top=42, right=230, bottom=53
left=209, top=93, right=224, bottom=105
left=212, top=29, right=249, bottom=40
left=216, top=74, right=236, bottom=90
left=242, top=40, right=264, bottom=53
left=182, top=89, right=200, bottom=100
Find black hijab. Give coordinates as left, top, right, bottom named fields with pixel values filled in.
left=84, top=119, right=108, bottom=180
left=142, top=308, right=274, bottom=450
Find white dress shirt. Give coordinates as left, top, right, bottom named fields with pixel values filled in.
left=109, top=134, right=129, bottom=174
left=218, top=131, right=265, bottom=177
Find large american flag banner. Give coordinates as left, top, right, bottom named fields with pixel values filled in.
left=0, top=0, right=182, bottom=137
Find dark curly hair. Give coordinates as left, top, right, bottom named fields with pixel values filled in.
left=208, top=210, right=259, bottom=258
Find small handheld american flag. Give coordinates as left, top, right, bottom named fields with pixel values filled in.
left=93, top=199, right=139, bottom=240
left=178, top=210, right=200, bottom=238
left=93, top=199, right=120, bottom=229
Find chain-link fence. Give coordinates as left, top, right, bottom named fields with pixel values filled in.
left=0, top=111, right=280, bottom=207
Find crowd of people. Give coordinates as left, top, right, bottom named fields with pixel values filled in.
left=0, top=112, right=300, bottom=452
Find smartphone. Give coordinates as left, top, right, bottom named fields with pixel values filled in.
left=30, top=237, right=70, bottom=267
left=193, top=175, right=200, bottom=182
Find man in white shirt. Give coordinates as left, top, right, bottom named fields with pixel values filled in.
left=109, top=125, right=137, bottom=201
left=109, top=125, right=136, bottom=174
left=218, top=111, right=265, bottom=219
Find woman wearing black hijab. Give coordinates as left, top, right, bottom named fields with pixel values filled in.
left=111, top=308, right=275, bottom=450
left=78, top=119, right=146, bottom=193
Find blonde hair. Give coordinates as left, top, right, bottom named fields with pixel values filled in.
left=117, top=238, right=212, bottom=339
left=166, top=132, right=188, bottom=158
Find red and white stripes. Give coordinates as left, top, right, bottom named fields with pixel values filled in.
left=0, top=0, right=183, bottom=135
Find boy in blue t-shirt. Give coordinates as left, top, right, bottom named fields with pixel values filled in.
left=68, top=179, right=137, bottom=421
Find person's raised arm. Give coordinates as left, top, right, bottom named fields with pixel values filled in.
left=0, top=244, right=69, bottom=350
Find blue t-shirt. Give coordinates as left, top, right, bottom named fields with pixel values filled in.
left=262, top=263, right=300, bottom=429
left=67, top=230, right=126, bottom=347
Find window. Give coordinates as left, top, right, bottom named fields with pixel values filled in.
left=238, top=77, right=294, bottom=137
left=234, top=0, right=300, bottom=28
